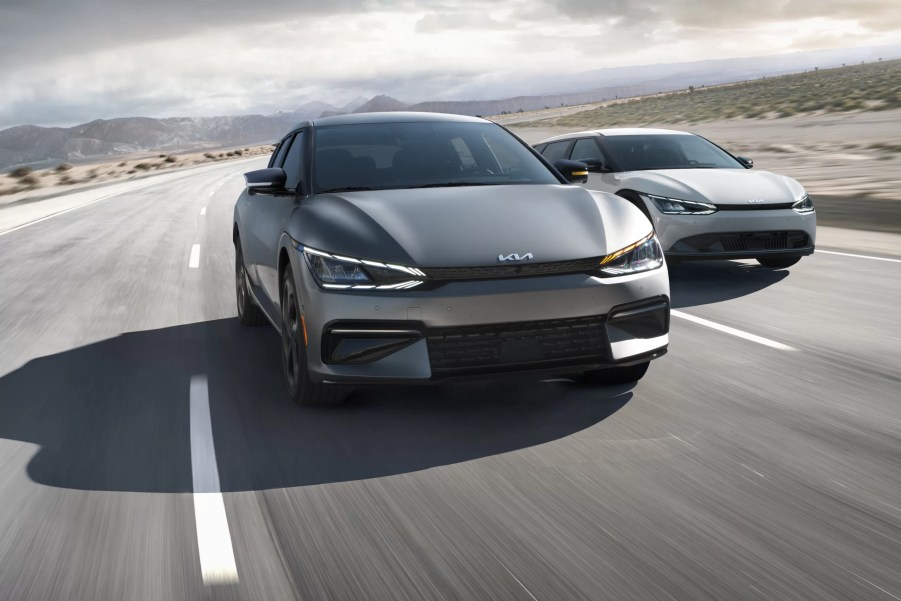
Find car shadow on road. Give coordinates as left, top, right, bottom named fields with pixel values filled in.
left=0, top=318, right=632, bottom=493
left=668, top=260, right=790, bottom=309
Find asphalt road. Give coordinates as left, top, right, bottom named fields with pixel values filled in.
left=0, top=159, right=899, bottom=601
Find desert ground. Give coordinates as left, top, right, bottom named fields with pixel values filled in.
left=0, top=145, right=275, bottom=207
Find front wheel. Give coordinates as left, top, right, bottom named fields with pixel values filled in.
left=582, top=361, right=650, bottom=385
left=280, top=268, right=350, bottom=406
left=756, top=256, right=801, bottom=268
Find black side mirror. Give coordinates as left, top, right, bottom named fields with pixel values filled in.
left=554, top=159, right=589, bottom=184
left=578, top=158, right=609, bottom=173
left=736, top=156, right=753, bottom=169
left=244, top=168, right=288, bottom=195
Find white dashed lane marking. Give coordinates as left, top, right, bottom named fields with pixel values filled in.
left=818, top=250, right=901, bottom=264
left=200, top=207, right=207, bottom=215
left=189, top=244, right=201, bottom=268
left=671, top=310, right=798, bottom=351
left=190, top=375, right=239, bottom=585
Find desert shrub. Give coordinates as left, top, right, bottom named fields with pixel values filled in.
left=234, top=149, right=243, bottom=156
left=127, top=169, right=136, bottom=174
left=56, top=163, right=73, bottom=172
left=218, top=153, right=224, bottom=158
left=226, top=151, right=235, bottom=157
left=135, top=163, right=152, bottom=170
left=204, top=152, right=216, bottom=159
left=118, top=162, right=127, bottom=167
left=159, top=154, right=167, bottom=158
left=59, top=174, right=73, bottom=184
left=20, top=174, right=40, bottom=187
left=9, top=166, right=33, bottom=178
left=165, top=155, right=177, bottom=163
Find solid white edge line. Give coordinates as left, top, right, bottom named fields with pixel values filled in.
left=190, top=375, right=239, bottom=585
left=200, top=207, right=207, bottom=215
left=671, top=310, right=798, bottom=351
left=189, top=244, right=201, bottom=268
left=817, top=250, right=901, bottom=264
left=0, top=182, right=158, bottom=237
left=0, top=156, right=262, bottom=238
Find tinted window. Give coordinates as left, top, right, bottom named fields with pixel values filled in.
left=541, top=140, right=571, bottom=163
left=571, top=138, right=605, bottom=162
left=313, top=121, right=559, bottom=193
left=270, top=136, right=292, bottom=168
left=282, top=130, right=306, bottom=191
left=603, top=134, right=743, bottom=171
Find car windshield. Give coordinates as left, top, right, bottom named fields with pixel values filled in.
left=313, top=121, right=559, bottom=193
left=603, top=134, right=744, bottom=171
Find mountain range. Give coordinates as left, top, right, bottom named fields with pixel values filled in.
left=3, top=44, right=899, bottom=171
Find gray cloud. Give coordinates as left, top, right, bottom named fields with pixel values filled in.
left=0, top=0, right=367, bottom=70
left=1, top=0, right=900, bottom=129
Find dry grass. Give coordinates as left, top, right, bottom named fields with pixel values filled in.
left=0, top=145, right=276, bottom=199
left=525, top=59, right=901, bottom=128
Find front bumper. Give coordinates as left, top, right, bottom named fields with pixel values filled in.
left=648, top=205, right=817, bottom=260
left=293, top=256, right=670, bottom=383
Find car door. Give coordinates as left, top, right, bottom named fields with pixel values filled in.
left=249, top=129, right=307, bottom=306
left=569, top=137, right=618, bottom=194
left=240, top=135, right=290, bottom=286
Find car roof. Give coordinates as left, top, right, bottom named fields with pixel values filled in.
left=295, top=111, right=490, bottom=129
left=539, top=127, right=694, bottom=143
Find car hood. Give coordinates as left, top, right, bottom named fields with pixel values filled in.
left=617, top=169, right=806, bottom=206
left=291, top=184, right=652, bottom=267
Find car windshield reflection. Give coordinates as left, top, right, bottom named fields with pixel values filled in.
left=313, top=122, right=558, bottom=193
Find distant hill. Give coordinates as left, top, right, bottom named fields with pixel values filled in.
left=530, top=58, right=901, bottom=128
left=4, top=44, right=899, bottom=170
left=353, top=95, right=410, bottom=113
left=0, top=115, right=293, bottom=170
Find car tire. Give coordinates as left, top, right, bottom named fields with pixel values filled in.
left=582, top=361, right=650, bottom=385
left=756, top=256, right=801, bottom=268
left=280, top=267, right=350, bottom=406
left=235, top=240, right=268, bottom=327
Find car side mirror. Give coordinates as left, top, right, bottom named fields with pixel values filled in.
left=244, top=168, right=289, bottom=195
left=578, top=158, right=609, bottom=173
left=736, top=156, right=753, bottom=169
left=554, top=159, right=589, bottom=184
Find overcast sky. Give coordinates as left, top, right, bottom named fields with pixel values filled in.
left=2, top=0, right=900, bottom=128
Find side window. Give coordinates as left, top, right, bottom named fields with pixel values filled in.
left=533, top=143, right=547, bottom=153
left=571, top=138, right=605, bottom=162
left=270, top=136, right=291, bottom=168
left=541, top=140, right=572, bottom=163
left=282, top=130, right=306, bottom=192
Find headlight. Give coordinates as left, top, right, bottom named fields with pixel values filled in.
left=792, top=194, right=814, bottom=213
left=302, top=246, right=426, bottom=290
left=644, top=194, right=717, bottom=215
left=598, top=232, right=665, bottom=276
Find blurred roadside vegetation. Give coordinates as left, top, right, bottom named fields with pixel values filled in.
left=526, top=58, right=901, bottom=128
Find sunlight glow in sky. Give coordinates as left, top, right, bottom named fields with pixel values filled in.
left=1, top=0, right=899, bottom=127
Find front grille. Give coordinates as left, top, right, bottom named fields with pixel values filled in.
left=721, top=234, right=787, bottom=252
left=715, top=202, right=795, bottom=211
left=423, top=257, right=601, bottom=281
left=427, top=315, right=607, bottom=371
left=720, top=232, right=804, bottom=252
left=674, top=231, right=810, bottom=254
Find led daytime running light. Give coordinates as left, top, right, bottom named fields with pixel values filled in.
left=599, top=232, right=655, bottom=266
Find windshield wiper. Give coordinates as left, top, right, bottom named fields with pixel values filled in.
left=318, top=186, right=377, bottom=193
